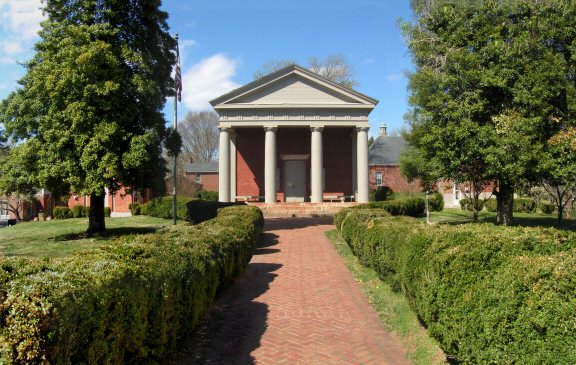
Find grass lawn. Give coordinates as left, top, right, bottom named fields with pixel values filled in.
left=325, top=229, right=447, bottom=365
left=424, top=208, right=576, bottom=231
left=0, top=216, right=182, bottom=259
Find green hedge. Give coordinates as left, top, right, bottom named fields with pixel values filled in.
left=370, top=186, right=395, bottom=202
left=541, top=202, right=555, bottom=214
left=185, top=200, right=245, bottom=225
left=337, top=209, right=576, bottom=363
left=0, top=205, right=264, bottom=363
left=128, top=202, right=141, bottom=215
left=429, top=192, right=444, bottom=212
left=463, top=198, right=536, bottom=213
left=357, top=197, right=425, bottom=217
left=195, top=190, right=219, bottom=202
left=141, top=196, right=193, bottom=220
left=71, top=205, right=89, bottom=218
left=53, top=206, right=73, bottom=219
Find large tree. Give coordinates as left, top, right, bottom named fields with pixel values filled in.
left=402, top=0, right=575, bottom=225
left=253, top=53, right=358, bottom=88
left=0, top=0, right=176, bottom=234
left=179, top=110, right=219, bottom=163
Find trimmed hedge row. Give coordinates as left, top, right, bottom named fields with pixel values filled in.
left=463, top=198, right=537, bottom=213
left=140, top=196, right=193, bottom=221
left=0, top=205, right=264, bottom=364
left=53, top=206, right=111, bottom=219
left=185, top=200, right=245, bottom=225
left=337, top=208, right=576, bottom=363
left=334, top=198, right=425, bottom=229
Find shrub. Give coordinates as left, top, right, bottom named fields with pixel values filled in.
left=337, top=210, right=576, bottom=364
left=185, top=200, right=245, bottom=225
left=429, top=192, right=444, bottom=212
left=484, top=198, right=497, bottom=212
left=459, top=198, right=472, bottom=211
left=71, top=205, right=88, bottom=218
left=104, top=207, right=111, bottom=217
left=0, top=205, right=264, bottom=363
left=541, top=202, right=555, bottom=214
left=513, top=198, right=536, bottom=213
left=195, top=190, right=219, bottom=202
left=371, top=186, right=395, bottom=202
left=141, top=196, right=192, bottom=220
left=53, top=207, right=73, bottom=219
left=128, top=202, right=141, bottom=215
left=357, top=197, right=425, bottom=217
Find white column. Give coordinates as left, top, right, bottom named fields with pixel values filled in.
left=230, top=131, right=237, bottom=202
left=264, top=126, right=277, bottom=203
left=356, top=126, right=370, bottom=203
left=310, top=126, right=324, bottom=203
left=218, top=127, right=231, bottom=202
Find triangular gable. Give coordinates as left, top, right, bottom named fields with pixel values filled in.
left=210, top=64, right=378, bottom=109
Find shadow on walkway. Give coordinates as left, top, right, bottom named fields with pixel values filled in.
left=169, top=232, right=283, bottom=365
left=263, top=216, right=334, bottom=231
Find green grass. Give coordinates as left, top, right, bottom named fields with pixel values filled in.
left=424, top=208, right=576, bottom=231
left=0, top=216, right=183, bottom=259
left=325, top=230, right=447, bottom=365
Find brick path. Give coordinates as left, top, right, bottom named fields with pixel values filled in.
left=172, top=217, right=410, bottom=364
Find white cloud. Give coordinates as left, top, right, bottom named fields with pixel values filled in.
left=364, top=58, right=375, bottom=64
left=1, top=0, right=44, bottom=39
left=181, top=54, right=240, bottom=110
left=0, top=83, right=7, bottom=90
left=385, top=73, right=404, bottom=82
left=1, top=39, right=24, bottom=55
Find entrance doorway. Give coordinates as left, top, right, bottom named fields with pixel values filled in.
left=284, top=160, right=306, bottom=202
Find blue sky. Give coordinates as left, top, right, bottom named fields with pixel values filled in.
left=0, top=0, right=414, bottom=138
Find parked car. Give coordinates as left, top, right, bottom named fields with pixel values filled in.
left=0, top=219, right=17, bottom=228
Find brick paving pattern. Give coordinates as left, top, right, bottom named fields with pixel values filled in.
left=173, top=217, right=410, bottom=364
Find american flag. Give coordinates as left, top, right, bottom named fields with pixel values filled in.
left=176, top=43, right=182, bottom=102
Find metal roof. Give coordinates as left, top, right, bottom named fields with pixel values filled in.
left=368, top=136, right=407, bottom=165
left=183, top=161, right=219, bottom=173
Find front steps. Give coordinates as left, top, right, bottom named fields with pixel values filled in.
left=248, top=202, right=359, bottom=218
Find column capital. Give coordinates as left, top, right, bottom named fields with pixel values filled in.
left=310, top=126, right=324, bottom=133
left=356, top=126, right=370, bottom=133
left=218, top=126, right=232, bottom=132
left=264, top=126, right=278, bottom=132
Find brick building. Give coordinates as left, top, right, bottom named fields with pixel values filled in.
left=210, top=64, right=377, bottom=204
left=184, top=161, right=219, bottom=192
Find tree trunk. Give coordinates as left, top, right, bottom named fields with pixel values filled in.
left=87, top=192, right=106, bottom=235
left=472, top=195, right=479, bottom=223
left=496, top=182, right=514, bottom=226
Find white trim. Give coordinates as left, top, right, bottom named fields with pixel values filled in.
left=218, top=121, right=369, bottom=128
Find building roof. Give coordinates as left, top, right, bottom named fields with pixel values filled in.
left=210, top=64, right=379, bottom=111
left=184, top=161, right=219, bottom=173
left=368, top=135, right=407, bottom=166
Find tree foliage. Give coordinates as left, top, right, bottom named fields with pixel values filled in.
left=0, top=0, right=176, bottom=234
left=401, top=0, right=576, bottom=225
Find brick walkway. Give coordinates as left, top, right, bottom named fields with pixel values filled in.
left=172, top=217, right=410, bottom=364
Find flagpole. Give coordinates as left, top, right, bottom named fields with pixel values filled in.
left=173, top=33, right=179, bottom=226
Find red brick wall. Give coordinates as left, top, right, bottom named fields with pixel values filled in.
left=323, top=128, right=353, bottom=195
left=185, top=172, right=218, bottom=192
left=235, top=127, right=355, bottom=201
left=236, top=128, right=265, bottom=197
left=108, top=187, right=133, bottom=213
left=369, top=165, right=416, bottom=192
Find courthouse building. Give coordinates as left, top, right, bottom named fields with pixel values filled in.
left=210, top=64, right=377, bottom=204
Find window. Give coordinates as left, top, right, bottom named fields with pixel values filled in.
left=375, top=172, right=383, bottom=186
left=0, top=200, right=9, bottom=219
left=195, top=172, right=202, bottom=183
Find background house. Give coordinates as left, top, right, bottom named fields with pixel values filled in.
left=184, top=161, right=219, bottom=192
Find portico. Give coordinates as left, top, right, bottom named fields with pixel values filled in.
left=210, top=65, right=377, bottom=204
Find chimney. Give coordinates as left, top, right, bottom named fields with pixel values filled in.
left=379, top=122, right=388, bottom=137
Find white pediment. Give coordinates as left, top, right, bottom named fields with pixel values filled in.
left=210, top=65, right=378, bottom=110
left=230, top=74, right=360, bottom=106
